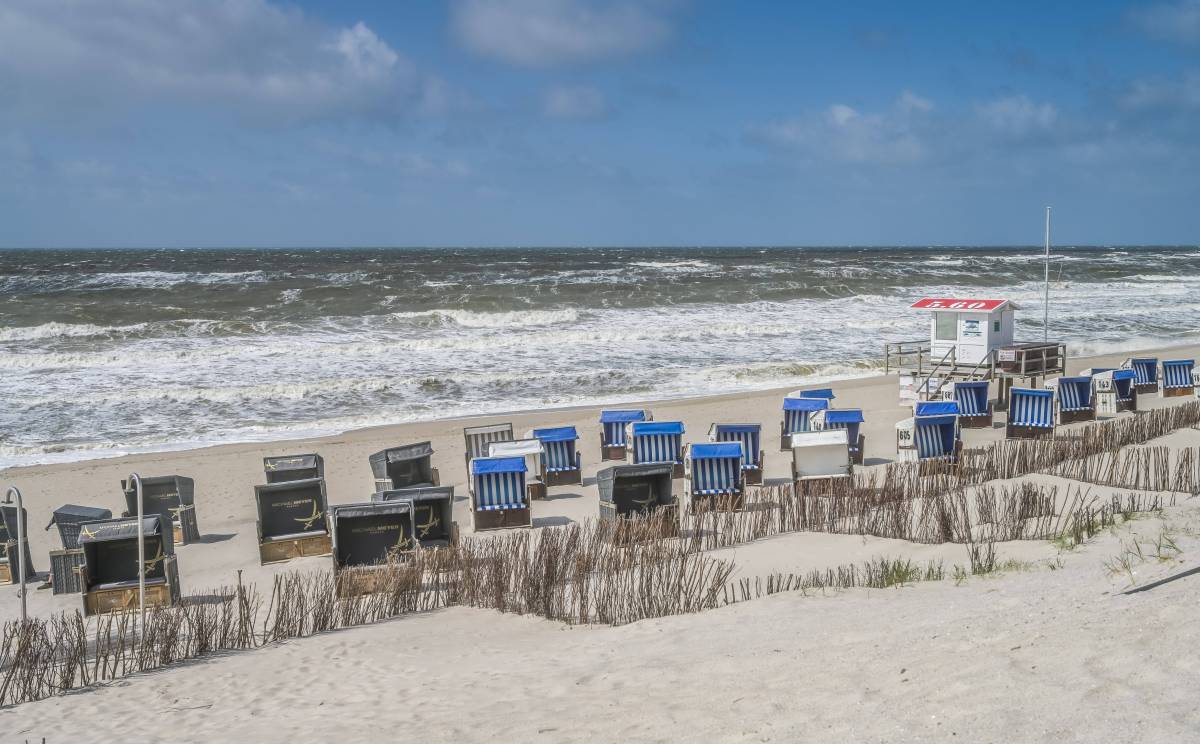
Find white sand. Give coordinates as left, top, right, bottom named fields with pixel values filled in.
left=3, top=342, right=1199, bottom=738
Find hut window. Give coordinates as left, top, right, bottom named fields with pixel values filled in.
left=935, top=312, right=957, bottom=341
left=993, top=320, right=1001, bottom=332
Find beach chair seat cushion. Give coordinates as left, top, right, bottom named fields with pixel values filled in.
left=262, top=529, right=330, bottom=542
left=90, top=576, right=168, bottom=592
left=476, top=502, right=527, bottom=512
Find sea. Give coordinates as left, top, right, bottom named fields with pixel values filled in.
left=2, top=246, right=1198, bottom=469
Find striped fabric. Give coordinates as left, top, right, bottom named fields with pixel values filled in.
left=953, top=382, right=989, bottom=416
left=634, top=434, right=682, bottom=465
left=1112, top=370, right=1136, bottom=401
left=465, top=427, right=513, bottom=460
left=603, top=422, right=628, bottom=447
left=1055, top=378, right=1092, bottom=412
left=820, top=411, right=863, bottom=452
left=543, top=440, right=577, bottom=472
left=1162, top=360, right=1195, bottom=390
left=600, top=410, right=646, bottom=446
left=784, top=409, right=813, bottom=433
left=691, top=456, right=742, bottom=495
left=473, top=471, right=526, bottom=511
left=914, top=418, right=955, bottom=459
left=1128, top=358, right=1158, bottom=386
left=1009, top=389, right=1054, bottom=428
left=713, top=426, right=760, bottom=469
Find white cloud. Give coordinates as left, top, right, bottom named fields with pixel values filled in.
left=975, top=95, right=1058, bottom=136
left=754, top=93, right=932, bottom=164
left=0, top=0, right=442, bottom=123
left=1118, top=71, right=1200, bottom=111
left=451, top=0, right=675, bottom=67
left=1131, top=0, right=1200, bottom=44
left=543, top=85, right=608, bottom=119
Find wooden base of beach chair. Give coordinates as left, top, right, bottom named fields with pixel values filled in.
left=959, top=411, right=994, bottom=429
left=690, top=491, right=745, bottom=513
left=258, top=533, right=333, bottom=565
left=601, top=444, right=626, bottom=461
left=527, top=482, right=548, bottom=501
left=743, top=466, right=763, bottom=486
left=50, top=548, right=85, bottom=595
left=1058, top=409, right=1096, bottom=425
left=473, top=507, right=531, bottom=531
left=1119, top=400, right=1137, bottom=413
left=599, top=503, right=679, bottom=543
left=0, top=562, right=10, bottom=584
left=1163, top=387, right=1194, bottom=398
left=1134, top=383, right=1157, bottom=396
left=335, top=565, right=419, bottom=598
left=544, top=468, right=582, bottom=488
left=84, top=557, right=180, bottom=617
left=1005, top=425, right=1054, bottom=440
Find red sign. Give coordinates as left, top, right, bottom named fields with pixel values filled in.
left=910, top=298, right=1007, bottom=312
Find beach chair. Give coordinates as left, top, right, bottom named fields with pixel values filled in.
left=530, top=426, right=582, bottom=487
left=626, top=421, right=686, bottom=478
left=46, top=504, right=112, bottom=595
left=1088, top=368, right=1138, bottom=416
left=811, top=409, right=866, bottom=465
left=79, top=515, right=181, bottom=616
left=944, top=380, right=993, bottom=428
left=1123, top=357, right=1159, bottom=395
left=780, top=397, right=829, bottom=450
left=254, top=477, right=332, bottom=565
left=463, top=423, right=514, bottom=470
left=331, top=501, right=416, bottom=596
left=470, top=456, right=531, bottom=531
left=488, top=438, right=547, bottom=501
left=709, top=423, right=764, bottom=485
left=121, top=474, right=200, bottom=546
left=374, top=486, right=458, bottom=548
left=1006, top=388, right=1055, bottom=439
left=263, top=454, right=324, bottom=483
left=369, top=442, right=440, bottom=492
left=896, top=401, right=961, bottom=466
left=686, top=442, right=745, bottom=512
left=1160, top=359, right=1197, bottom=398
left=1045, top=376, right=1096, bottom=425
left=792, top=388, right=835, bottom=401
left=597, top=463, right=678, bottom=541
left=790, top=430, right=852, bottom=493
left=0, top=505, right=34, bottom=585
left=599, top=409, right=650, bottom=461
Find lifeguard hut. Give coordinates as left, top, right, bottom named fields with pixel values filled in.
left=886, top=297, right=1066, bottom=406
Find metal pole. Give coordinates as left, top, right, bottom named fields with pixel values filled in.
left=1043, top=206, right=1051, bottom=343
left=5, top=487, right=27, bottom=624
left=128, top=472, right=146, bottom=629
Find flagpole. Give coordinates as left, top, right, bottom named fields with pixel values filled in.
left=1043, top=207, right=1051, bottom=343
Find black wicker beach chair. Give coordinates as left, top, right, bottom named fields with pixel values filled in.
left=263, top=453, right=325, bottom=483
left=254, top=477, right=332, bottom=564
left=79, top=515, right=180, bottom=616
left=121, top=475, right=200, bottom=545
left=369, top=442, right=439, bottom=492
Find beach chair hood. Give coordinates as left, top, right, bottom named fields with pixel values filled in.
left=531, top=426, right=579, bottom=442
left=46, top=504, right=112, bottom=530
left=471, top=456, right=528, bottom=475
left=599, top=410, right=648, bottom=424
left=596, top=463, right=674, bottom=504
left=689, top=442, right=743, bottom=460
left=629, top=421, right=685, bottom=435
left=783, top=397, right=828, bottom=412
left=789, top=388, right=835, bottom=400
left=916, top=400, right=959, bottom=417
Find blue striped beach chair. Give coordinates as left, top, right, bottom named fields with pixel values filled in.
left=1087, top=368, right=1138, bottom=415
left=709, top=423, right=763, bottom=485
left=1123, top=357, right=1159, bottom=394
left=947, top=380, right=993, bottom=428
left=686, top=442, right=745, bottom=511
left=1047, top=376, right=1095, bottom=424
left=913, top=413, right=961, bottom=466
left=1006, top=388, right=1055, bottom=439
left=463, top=423, right=514, bottom=470
left=531, top=426, right=582, bottom=487
left=812, top=409, right=866, bottom=465
left=599, top=409, right=649, bottom=461
left=627, top=421, right=685, bottom=477
left=469, top=456, right=531, bottom=531
left=780, top=397, right=829, bottom=451
left=1161, top=359, right=1197, bottom=398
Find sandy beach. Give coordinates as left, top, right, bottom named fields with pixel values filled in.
left=3, top=340, right=1200, bottom=739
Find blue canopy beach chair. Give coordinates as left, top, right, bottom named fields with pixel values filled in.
left=531, top=426, right=582, bottom=487
left=947, top=380, right=993, bottom=428
left=1088, top=368, right=1138, bottom=415
left=1006, top=387, right=1055, bottom=439
left=812, top=409, right=866, bottom=465
left=1047, top=376, right=1095, bottom=424
left=780, top=397, right=829, bottom=450
left=686, top=442, right=745, bottom=511
left=627, top=421, right=685, bottom=477
left=1123, top=357, right=1159, bottom=394
left=709, top=423, right=764, bottom=485
left=1161, top=359, right=1196, bottom=398
left=599, top=409, right=649, bottom=461
left=913, top=414, right=961, bottom=466
left=470, top=456, right=531, bottom=531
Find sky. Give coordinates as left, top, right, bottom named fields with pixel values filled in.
left=1, top=0, right=1199, bottom=248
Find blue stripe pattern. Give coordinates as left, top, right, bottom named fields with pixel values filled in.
left=714, top=426, right=760, bottom=469
left=691, top=455, right=742, bottom=495
left=954, top=382, right=989, bottom=416
left=1112, top=371, right=1135, bottom=400
left=543, top=440, right=577, bottom=472
left=1130, top=358, right=1158, bottom=385
left=822, top=420, right=861, bottom=449
left=1162, top=360, right=1194, bottom=389
left=474, top=471, right=526, bottom=511
left=914, top=420, right=953, bottom=459
left=1009, top=389, right=1054, bottom=428
left=466, top=429, right=512, bottom=459
left=1056, top=378, right=1092, bottom=412
left=603, top=422, right=628, bottom=447
left=633, top=433, right=682, bottom=464
left=784, top=409, right=813, bottom=433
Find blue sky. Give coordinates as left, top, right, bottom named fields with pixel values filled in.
left=1, top=0, right=1198, bottom=247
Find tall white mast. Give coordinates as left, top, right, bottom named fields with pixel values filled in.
left=1043, top=206, right=1051, bottom=343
